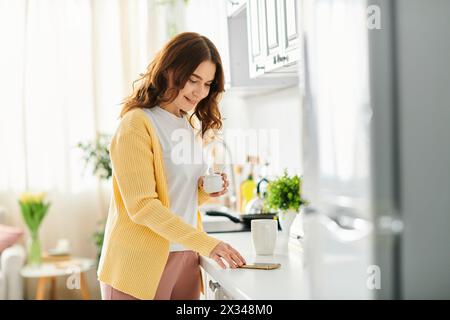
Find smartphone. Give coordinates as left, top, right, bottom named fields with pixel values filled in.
left=239, top=263, right=281, bottom=270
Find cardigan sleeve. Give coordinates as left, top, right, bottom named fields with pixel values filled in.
left=198, top=186, right=211, bottom=206
left=110, top=111, right=221, bottom=257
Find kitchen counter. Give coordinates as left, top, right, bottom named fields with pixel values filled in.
left=200, top=231, right=310, bottom=300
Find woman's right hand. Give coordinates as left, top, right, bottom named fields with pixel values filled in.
left=209, top=242, right=247, bottom=269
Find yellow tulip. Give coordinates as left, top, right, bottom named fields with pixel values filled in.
left=19, top=192, right=46, bottom=204
left=19, top=193, right=31, bottom=203
left=38, top=192, right=46, bottom=201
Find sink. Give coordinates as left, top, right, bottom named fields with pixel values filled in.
left=200, top=206, right=250, bottom=233
left=203, top=220, right=250, bottom=233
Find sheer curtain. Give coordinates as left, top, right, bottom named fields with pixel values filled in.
left=0, top=0, right=167, bottom=265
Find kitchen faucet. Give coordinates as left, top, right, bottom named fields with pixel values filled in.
left=211, top=139, right=237, bottom=212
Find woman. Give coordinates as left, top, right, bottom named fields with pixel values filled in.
left=97, top=32, right=246, bottom=300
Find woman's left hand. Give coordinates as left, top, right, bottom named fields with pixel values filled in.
left=198, top=173, right=229, bottom=197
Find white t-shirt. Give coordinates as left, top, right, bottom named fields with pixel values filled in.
left=144, top=107, right=208, bottom=252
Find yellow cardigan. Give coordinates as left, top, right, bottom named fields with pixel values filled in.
left=97, top=108, right=221, bottom=300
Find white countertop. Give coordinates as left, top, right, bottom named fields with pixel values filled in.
left=200, top=231, right=311, bottom=300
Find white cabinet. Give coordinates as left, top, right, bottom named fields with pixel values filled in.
left=283, top=0, right=302, bottom=56
left=247, top=0, right=302, bottom=78
left=247, top=0, right=266, bottom=77
left=184, top=0, right=298, bottom=96
left=265, top=0, right=283, bottom=58
left=226, top=0, right=247, bottom=17
left=227, top=3, right=298, bottom=94
left=203, top=271, right=235, bottom=300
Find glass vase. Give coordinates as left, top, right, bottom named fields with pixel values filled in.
left=28, top=232, right=42, bottom=266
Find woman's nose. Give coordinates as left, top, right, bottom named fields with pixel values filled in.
left=201, top=85, right=210, bottom=98
left=193, top=84, right=207, bottom=99
left=192, top=85, right=201, bottom=98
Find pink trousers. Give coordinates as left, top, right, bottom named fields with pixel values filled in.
left=100, top=250, right=202, bottom=300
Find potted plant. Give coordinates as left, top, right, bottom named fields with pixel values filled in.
left=77, top=134, right=112, bottom=264
left=77, top=134, right=112, bottom=181
left=18, top=192, right=51, bottom=265
left=264, top=169, right=307, bottom=234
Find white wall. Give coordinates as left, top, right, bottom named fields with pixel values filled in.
left=221, top=85, right=303, bottom=177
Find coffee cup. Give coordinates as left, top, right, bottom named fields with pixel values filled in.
left=56, top=238, right=70, bottom=253
left=251, top=219, right=278, bottom=255
left=202, top=173, right=223, bottom=194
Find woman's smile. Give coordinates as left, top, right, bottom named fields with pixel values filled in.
left=184, top=96, right=198, bottom=106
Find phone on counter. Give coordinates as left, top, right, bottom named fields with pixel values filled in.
left=239, top=263, right=281, bottom=270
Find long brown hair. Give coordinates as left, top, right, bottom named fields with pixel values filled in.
left=120, top=32, right=224, bottom=138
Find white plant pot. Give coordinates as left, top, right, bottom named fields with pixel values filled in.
left=290, top=212, right=304, bottom=238
left=278, top=209, right=297, bottom=235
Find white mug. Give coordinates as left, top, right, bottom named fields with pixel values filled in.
left=203, top=173, right=223, bottom=194
left=56, top=238, right=70, bottom=253
left=251, top=219, right=278, bottom=255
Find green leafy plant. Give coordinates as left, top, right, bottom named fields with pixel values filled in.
left=77, top=134, right=112, bottom=181
left=92, top=218, right=107, bottom=263
left=77, top=134, right=112, bottom=264
left=18, top=192, right=51, bottom=265
left=156, top=0, right=191, bottom=37
left=264, top=169, right=307, bottom=213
